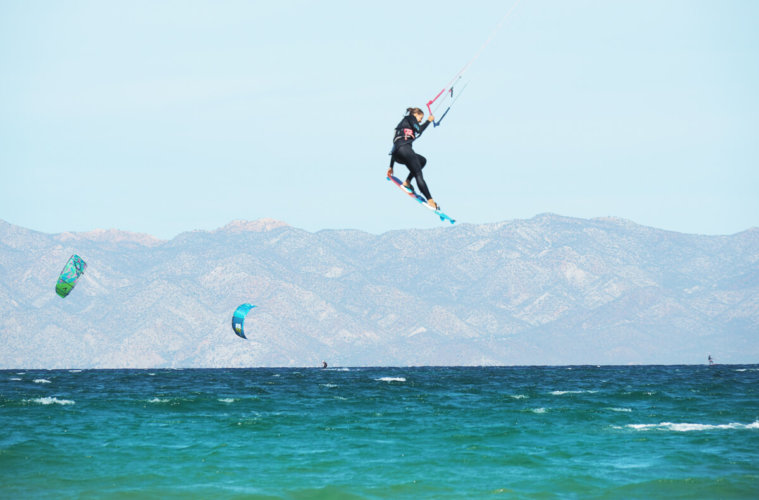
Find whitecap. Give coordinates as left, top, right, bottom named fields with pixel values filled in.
left=510, top=394, right=528, bottom=399
left=148, top=397, right=170, bottom=403
left=375, top=377, right=406, bottom=383
left=27, top=397, right=75, bottom=406
left=69, top=370, right=83, bottom=373
left=607, top=407, right=632, bottom=412
left=531, top=407, right=547, bottom=414
left=33, top=379, right=52, bottom=384
left=320, top=383, right=338, bottom=388
left=628, top=421, right=759, bottom=432
left=10, top=377, right=22, bottom=381
left=218, top=398, right=235, bottom=403
left=550, top=390, right=597, bottom=395
left=626, top=424, right=654, bottom=431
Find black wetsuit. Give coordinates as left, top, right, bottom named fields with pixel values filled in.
left=390, top=115, right=433, bottom=200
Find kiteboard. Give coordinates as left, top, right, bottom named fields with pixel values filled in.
left=386, top=172, right=455, bottom=224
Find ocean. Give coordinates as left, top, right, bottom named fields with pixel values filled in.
left=1, top=366, right=757, bottom=499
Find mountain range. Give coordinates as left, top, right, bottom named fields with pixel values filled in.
left=1, top=215, right=757, bottom=368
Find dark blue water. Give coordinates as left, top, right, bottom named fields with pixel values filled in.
left=1, top=366, right=758, bottom=498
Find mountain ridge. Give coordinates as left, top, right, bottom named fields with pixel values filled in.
left=1, top=215, right=756, bottom=368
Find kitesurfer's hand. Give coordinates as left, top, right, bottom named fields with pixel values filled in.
left=427, top=115, right=435, bottom=122
left=387, top=168, right=393, bottom=177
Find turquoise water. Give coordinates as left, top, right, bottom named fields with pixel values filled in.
left=1, top=366, right=758, bottom=499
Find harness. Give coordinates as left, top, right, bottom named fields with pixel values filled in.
left=388, top=117, right=421, bottom=168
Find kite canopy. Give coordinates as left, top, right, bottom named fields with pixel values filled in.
left=232, top=303, right=256, bottom=339
left=55, top=254, right=87, bottom=298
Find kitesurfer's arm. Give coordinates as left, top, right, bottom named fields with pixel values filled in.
left=417, top=115, right=434, bottom=137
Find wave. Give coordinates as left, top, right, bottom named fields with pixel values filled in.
left=375, top=377, right=406, bottom=383
left=626, top=421, right=759, bottom=432
left=218, top=398, right=236, bottom=403
left=10, top=377, right=22, bottom=381
left=510, top=394, right=528, bottom=399
left=550, top=390, right=598, bottom=395
left=320, top=383, right=338, bottom=388
left=33, top=379, right=52, bottom=384
left=26, top=397, right=75, bottom=405
left=148, top=397, right=171, bottom=404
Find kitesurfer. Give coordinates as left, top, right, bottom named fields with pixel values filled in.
left=388, top=107, right=438, bottom=210
left=322, top=361, right=328, bottom=369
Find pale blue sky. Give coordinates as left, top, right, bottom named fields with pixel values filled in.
left=2, top=0, right=757, bottom=239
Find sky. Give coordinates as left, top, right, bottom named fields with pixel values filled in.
left=1, top=0, right=757, bottom=239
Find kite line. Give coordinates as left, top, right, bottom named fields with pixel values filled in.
left=426, top=0, right=524, bottom=126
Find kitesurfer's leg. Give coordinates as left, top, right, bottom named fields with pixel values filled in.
left=392, top=147, right=414, bottom=192
left=406, top=155, right=433, bottom=202
left=404, top=154, right=426, bottom=189
left=395, top=145, right=433, bottom=201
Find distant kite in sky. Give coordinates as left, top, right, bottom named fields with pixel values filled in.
left=55, top=254, right=87, bottom=298
left=232, top=303, right=256, bottom=339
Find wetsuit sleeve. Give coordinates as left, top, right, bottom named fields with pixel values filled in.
left=417, top=120, right=431, bottom=137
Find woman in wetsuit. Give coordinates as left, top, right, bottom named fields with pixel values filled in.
left=388, top=107, right=438, bottom=210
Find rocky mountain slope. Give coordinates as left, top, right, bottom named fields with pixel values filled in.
left=1, top=215, right=756, bottom=368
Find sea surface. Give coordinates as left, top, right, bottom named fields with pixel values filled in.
left=1, top=366, right=758, bottom=499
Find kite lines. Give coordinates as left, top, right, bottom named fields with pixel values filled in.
left=426, top=0, right=524, bottom=127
